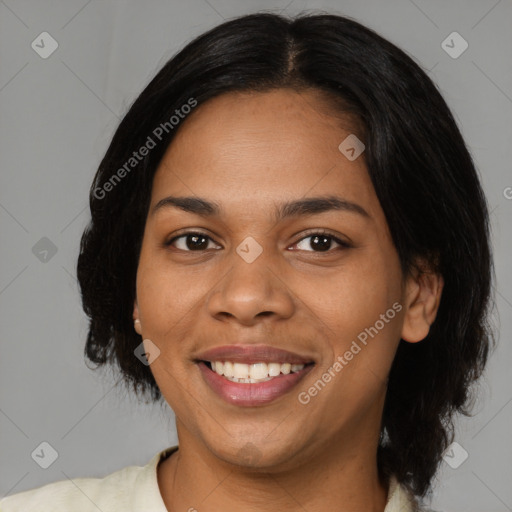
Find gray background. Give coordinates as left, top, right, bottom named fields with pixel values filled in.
left=0, top=0, right=511, bottom=510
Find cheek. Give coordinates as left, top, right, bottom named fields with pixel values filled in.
left=308, top=246, right=403, bottom=388
left=136, top=250, right=205, bottom=334
left=319, top=253, right=401, bottom=337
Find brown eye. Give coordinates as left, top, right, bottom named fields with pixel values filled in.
left=292, top=230, right=351, bottom=253
left=166, top=232, right=220, bottom=251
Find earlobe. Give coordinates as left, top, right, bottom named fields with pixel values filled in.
left=133, top=301, right=142, bottom=335
left=401, top=268, right=444, bottom=343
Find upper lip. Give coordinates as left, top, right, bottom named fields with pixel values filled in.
left=194, top=344, right=315, bottom=365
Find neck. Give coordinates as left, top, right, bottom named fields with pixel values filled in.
left=158, top=421, right=389, bottom=512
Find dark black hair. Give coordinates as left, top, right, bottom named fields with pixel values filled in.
left=77, top=11, right=495, bottom=499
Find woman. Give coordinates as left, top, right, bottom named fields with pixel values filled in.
left=0, top=11, right=494, bottom=512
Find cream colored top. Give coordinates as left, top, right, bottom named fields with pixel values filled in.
left=0, top=446, right=428, bottom=511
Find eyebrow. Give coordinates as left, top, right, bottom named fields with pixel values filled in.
left=151, top=195, right=370, bottom=221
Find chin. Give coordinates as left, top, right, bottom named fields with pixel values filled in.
left=203, top=434, right=308, bottom=472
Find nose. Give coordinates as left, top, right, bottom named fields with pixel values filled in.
left=206, top=247, right=295, bottom=327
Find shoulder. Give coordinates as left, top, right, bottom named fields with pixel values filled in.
left=0, top=446, right=177, bottom=512
left=385, top=475, right=443, bottom=512
left=0, top=465, right=140, bottom=512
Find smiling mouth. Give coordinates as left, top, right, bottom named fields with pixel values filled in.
left=201, top=360, right=315, bottom=383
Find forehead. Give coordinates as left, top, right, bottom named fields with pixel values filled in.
left=151, top=88, right=379, bottom=220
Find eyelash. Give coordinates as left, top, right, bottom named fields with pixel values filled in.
left=164, top=229, right=351, bottom=253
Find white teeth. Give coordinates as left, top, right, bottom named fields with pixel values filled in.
left=268, top=363, right=281, bottom=377
left=249, top=363, right=268, bottom=380
left=208, top=361, right=306, bottom=382
left=223, top=361, right=234, bottom=378
left=233, top=363, right=249, bottom=379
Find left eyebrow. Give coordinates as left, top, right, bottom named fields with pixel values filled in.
left=150, top=195, right=370, bottom=221
left=275, top=195, right=370, bottom=221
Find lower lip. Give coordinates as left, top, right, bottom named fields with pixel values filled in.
left=197, top=362, right=314, bottom=407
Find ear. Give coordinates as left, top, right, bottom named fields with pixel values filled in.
left=401, top=262, right=444, bottom=343
left=133, top=300, right=142, bottom=335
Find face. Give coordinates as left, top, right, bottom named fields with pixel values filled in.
left=133, top=88, right=430, bottom=471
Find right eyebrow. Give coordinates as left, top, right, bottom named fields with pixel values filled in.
left=151, top=196, right=220, bottom=217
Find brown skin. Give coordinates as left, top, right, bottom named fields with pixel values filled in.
left=132, top=88, right=444, bottom=511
